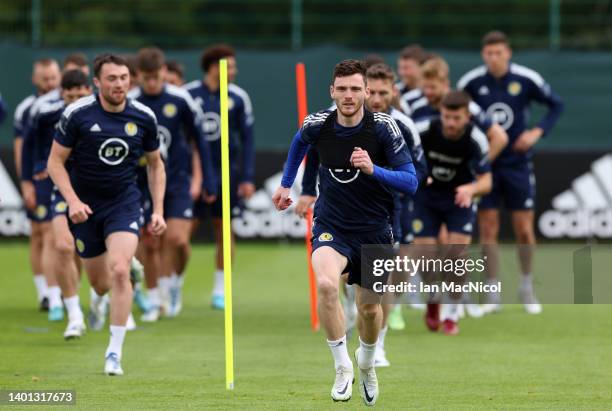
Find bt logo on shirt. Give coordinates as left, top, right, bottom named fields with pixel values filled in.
left=98, top=138, right=129, bottom=165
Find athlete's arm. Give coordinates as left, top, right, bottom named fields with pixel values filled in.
left=144, top=149, right=167, bottom=236
left=485, top=123, right=508, bottom=161
left=190, top=142, right=203, bottom=201
left=295, top=146, right=319, bottom=218
left=514, top=79, right=564, bottom=153
left=20, top=120, right=37, bottom=210
left=13, top=138, right=23, bottom=179
left=237, top=96, right=256, bottom=199
left=372, top=163, right=418, bottom=194
left=47, top=141, right=92, bottom=223
left=455, top=172, right=492, bottom=208
left=273, top=130, right=310, bottom=211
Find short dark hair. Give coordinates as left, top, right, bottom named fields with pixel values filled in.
left=366, top=63, right=395, bottom=83
left=399, top=45, right=426, bottom=63
left=63, top=52, right=87, bottom=68
left=332, top=59, right=367, bottom=84
left=482, top=30, right=510, bottom=47
left=166, top=60, right=184, bottom=79
left=61, top=69, right=89, bottom=90
left=442, top=90, right=472, bottom=110
left=93, top=53, right=128, bottom=78
left=137, top=47, right=165, bottom=72
left=122, top=54, right=137, bottom=77
left=200, top=44, right=235, bottom=72
left=363, top=54, right=385, bottom=69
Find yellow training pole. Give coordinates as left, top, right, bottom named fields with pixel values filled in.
left=219, top=58, right=234, bottom=390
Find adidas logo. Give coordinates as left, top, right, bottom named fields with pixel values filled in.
left=90, top=123, right=102, bottom=132
left=0, top=158, right=29, bottom=236
left=539, top=154, right=612, bottom=238
left=478, top=85, right=489, bottom=95
left=129, top=221, right=139, bottom=230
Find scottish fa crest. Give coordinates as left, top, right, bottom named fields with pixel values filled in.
left=124, top=122, right=138, bottom=136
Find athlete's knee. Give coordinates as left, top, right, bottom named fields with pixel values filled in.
left=317, top=275, right=339, bottom=302
left=357, top=303, right=380, bottom=322
left=515, top=225, right=535, bottom=244
left=109, top=257, right=131, bottom=285
left=54, top=236, right=75, bottom=257
left=166, top=230, right=189, bottom=250
left=90, top=277, right=109, bottom=295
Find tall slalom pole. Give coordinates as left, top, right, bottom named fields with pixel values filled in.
left=295, top=62, right=319, bottom=332
left=220, top=59, right=235, bottom=390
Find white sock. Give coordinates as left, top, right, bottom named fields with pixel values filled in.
left=175, top=273, right=184, bottom=288
left=377, top=325, right=388, bottom=351
left=520, top=273, right=533, bottom=291
left=213, top=270, right=224, bottom=296
left=48, top=286, right=62, bottom=309
left=159, top=277, right=171, bottom=295
left=327, top=335, right=352, bottom=369
left=33, top=274, right=48, bottom=301
left=345, top=284, right=356, bottom=305
left=441, top=303, right=460, bottom=322
left=63, top=295, right=83, bottom=323
left=106, top=325, right=127, bottom=359
left=170, top=272, right=178, bottom=287
left=148, top=287, right=160, bottom=307
left=358, top=337, right=377, bottom=369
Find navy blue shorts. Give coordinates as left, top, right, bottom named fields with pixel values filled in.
left=479, top=161, right=535, bottom=210
left=27, top=177, right=54, bottom=222
left=165, top=189, right=193, bottom=220
left=311, top=220, right=394, bottom=288
left=69, top=199, right=142, bottom=258
left=399, top=194, right=416, bottom=244
left=50, top=186, right=68, bottom=219
left=193, top=182, right=241, bottom=220
left=412, top=190, right=476, bottom=237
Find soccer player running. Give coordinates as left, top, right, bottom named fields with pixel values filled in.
left=22, top=70, right=92, bottom=336
left=14, top=58, right=61, bottom=312
left=185, top=44, right=255, bottom=310
left=130, top=47, right=217, bottom=320
left=273, top=60, right=418, bottom=405
left=47, top=54, right=166, bottom=375
left=413, top=91, right=492, bottom=335
left=297, top=63, right=427, bottom=368
left=457, top=31, right=564, bottom=314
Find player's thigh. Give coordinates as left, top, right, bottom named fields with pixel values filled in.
left=447, top=231, right=472, bottom=245
left=478, top=208, right=500, bottom=242
left=312, top=246, right=348, bottom=290
left=51, top=215, right=75, bottom=254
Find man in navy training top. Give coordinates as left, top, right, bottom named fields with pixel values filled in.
left=14, top=58, right=61, bottom=312
left=273, top=59, right=418, bottom=406
left=296, top=62, right=427, bottom=369
left=130, top=47, right=217, bottom=321
left=47, top=54, right=167, bottom=376
left=412, top=90, right=492, bottom=335
left=457, top=31, right=564, bottom=314
left=22, top=69, right=92, bottom=336
left=185, top=44, right=255, bottom=310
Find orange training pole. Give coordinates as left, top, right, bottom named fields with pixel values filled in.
left=296, top=62, right=319, bottom=331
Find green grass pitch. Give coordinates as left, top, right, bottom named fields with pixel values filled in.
left=1, top=241, right=611, bottom=410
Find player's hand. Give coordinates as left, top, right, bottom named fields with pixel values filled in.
left=189, top=180, right=202, bottom=201
left=350, top=147, right=374, bottom=175
left=272, top=186, right=292, bottom=211
left=68, top=199, right=93, bottom=224
left=32, top=170, right=48, bottom=181
left=238, top=182, right=256, bottom=200
left=149, top=213, right=167, bottom=236
left=427, top=176, right=434, bottom=186
left=513, top=128, right=543, bottom=153
left=21, top=181, right=36, bottom=210
left=454, top=183, right=475, bottom=208
left=202, top=191, right=217, bottom=204
left=295, top=195, right=316, bottom=218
